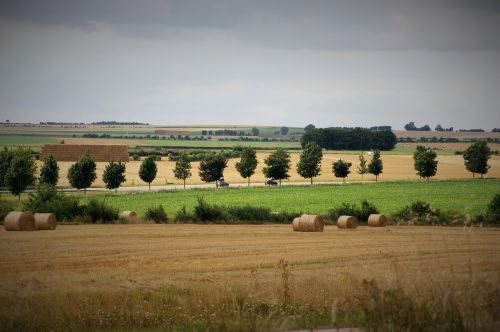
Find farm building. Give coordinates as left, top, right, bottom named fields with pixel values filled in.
left=40, top=144, right=129, bottom=162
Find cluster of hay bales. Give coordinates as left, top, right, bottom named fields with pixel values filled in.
left=292, top=213, right=387, bottom=232
left=4, top=212, right=57, bottom=231
left=292, top=214, right=324, bottom=232
left=336, top=214, right=387, bottom=229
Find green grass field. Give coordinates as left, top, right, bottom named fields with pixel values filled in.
left=91, top=180, right=500, bottom=218
left=0, top=134, right=59, bottom=146
left=137, top=139, right=302, bottom=149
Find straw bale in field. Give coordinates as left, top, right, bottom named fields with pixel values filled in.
left=4, top=212, right=35, bottom=231
left=293, top=214, right=324, bottom=232
left=120, top=211, right=137, bottom=221
left=34, top=213, right=57, bottom=230
left=368, top=214, right=387, bottom=227
left=337, top=215, right=358, bottom=229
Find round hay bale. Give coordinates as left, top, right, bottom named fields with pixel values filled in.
left=120, top=211, right=137, bottom=220
left=337, top=215, right=358, bottom=229
left=292, top=217, right=300, bottom=231
left=294, top=214, right=324, bottom=232
left=368, top=214, right=387, bottom=227
left=4, top=212, right=35, bottom=231
left=34, top=213, right=57, bottom=230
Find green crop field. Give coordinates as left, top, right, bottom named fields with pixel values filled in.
left=91, top=180, right=500, bottom=218
left=0, top=134, right=59, bottom=146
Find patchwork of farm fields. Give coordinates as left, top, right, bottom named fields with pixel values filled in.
left=0, top=224, right=499, bottom=330
left=92, top=180, right=500, bottom=217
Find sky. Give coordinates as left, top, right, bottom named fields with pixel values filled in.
left=0, top=0, right=499, bottom=130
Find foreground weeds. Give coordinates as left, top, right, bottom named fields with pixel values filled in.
left=1, top=260, right=498, bottom=332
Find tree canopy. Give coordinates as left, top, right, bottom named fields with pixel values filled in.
left=296, top=142, right=322, bottom=184
left=263, top=148, right=291, bottom=186
left=301, top=127, right=396, bottom=151
left=368, top=150, right=383, bottom=182
left=4, top=148, right=37, bottom=199
left=199, top=154, right=228, bottom=187
left=332, top=159, right=352, bottom=183
left=463, top=141, right=492, bottom=178
left=413, top=146, right=438, bottom=179
left=173, top=153, right=192, bottom=189
left=68, top=152, right=97, bottom=194
left=235, top=147, right=258, bottom=186
left=103, top=161, right=126, bottom=192
left=40, top=154, right=59, bottom=186
left=139, top=156, right=158, bottom=190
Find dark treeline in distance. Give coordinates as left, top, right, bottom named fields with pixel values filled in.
left=301, top=127, right=397, bottom=151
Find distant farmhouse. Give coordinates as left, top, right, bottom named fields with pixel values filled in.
left=40, top=144, right=129, bottom=162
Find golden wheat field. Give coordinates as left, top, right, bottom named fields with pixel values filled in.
left=41, top=153, right=500, bottom=188
left=0, top=224, right=499, bottom=330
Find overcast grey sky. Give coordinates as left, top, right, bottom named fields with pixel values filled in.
left=1, top=0, right=499, bottom=129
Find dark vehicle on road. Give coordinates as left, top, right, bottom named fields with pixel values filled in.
left=265, top=179, right=278, bottom=186
left=217, top=179, right=229, bottom=187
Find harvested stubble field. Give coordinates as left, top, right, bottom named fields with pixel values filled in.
left=0, top=224, right=499, bottom=331
left=38, top=153, right=500, bottom=188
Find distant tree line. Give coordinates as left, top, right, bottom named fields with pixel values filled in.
left=458, top=128, right=485, bottom=132
left=91, top=121, right=149, bottom=125
left=404, top=122, right=431, bottom=131
left=301, top=127, right=397, bottom=151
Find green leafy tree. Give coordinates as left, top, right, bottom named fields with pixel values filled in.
left=332, top=159, right=352, bottom=183
left=235, top=147, right=258, bottom=186
left=67, top=152, right=97, bottom=194
left=263, top=148, right=291, bottom=186
left=280, top=126, right=289, bottom=135
left=368, top=150, right=383, bottom=182
left=357, top=153, right=368, bottom=180
left=413, top=146, right=438, bottom=180
left=173, top=153, right=192, bottom=189
left=199, top=154, right=228, bottom=187
left=103, top=161, right=126, bottom=192
left=39, top=154, right=59, bottom=186
left=251, top=127, right=260, bottom=136
left=5, top=148, right=37, bottom=200
left=139, top=156, right=158, bottom=190
left=0, top=147, right=14, bottom=187
left=296, top=142, right=323, bottom=184
left=463, top=141, right=492, bottom=179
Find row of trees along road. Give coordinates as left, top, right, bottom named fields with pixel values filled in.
left=0, top=141, right=494, bottom=198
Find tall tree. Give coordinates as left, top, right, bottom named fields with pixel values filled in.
left=68, top=152, right=97, bottom=195
left=332, top=159, right=352, bottom=183
left=199, top=154, right=228, bottom=187
left=39, top=154, right=59, bottom=186
left=4, top=148, right=36, bottom=200
left=139, top=156, right=158, bottom=190
left=280, top=126, right=289, bottom=135
left=296, top=142, right=323, bottom=184
left=413, top=147, right=438, bottom=180
left=0, top=147, right=14, bottom=187
left=251, top=127, right=260, bottom=136
left=304, top=124, right=316, bottom=132
left=103, top=161, right=126, bottom=192
left=235, top=147, right=258, bottom=186
left=357, top=153, right=368, bottom=180
left=263, top=148, right=291, bottom=186
left=368, top=150, right=383, bottom=182
left=173, top=153, right=192, bottom=189
left=463, top=141, right=492, bottom=179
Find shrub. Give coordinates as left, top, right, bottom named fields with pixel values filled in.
left=0, top=200, right=16, bottom=223
left=487, top=193, right=500, bottom=222
left=84, top=198, right=119, bottom=224
left=193, top=197, right=226, bottom=222
left=269, top=211, right=301, bottom=223
left=131, top=154, right=140, bottom=161
left=174, top=206, right=195, bottom=223
left=144, top=205, right=168, bottom=224
left=226, top=205, right=271, bottom=223
left=393, top=200, right=465, bottom=226
left=327, top=200, right=379, bottom=223
left=23, top=184, right=83, bottom=221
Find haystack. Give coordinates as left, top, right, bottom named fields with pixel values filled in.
left=120, top=211, right=138, bottom=222
left=368, top=214, right=387, bottom=227
left=337, top=215, right=358, bottom=229
left=293, top=214, right=324, bottom=232
left=4, top=212, right=35, bottom=231
left=34, top=213, right=57, bottom=230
